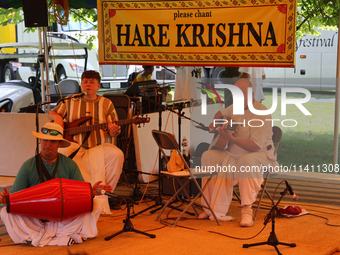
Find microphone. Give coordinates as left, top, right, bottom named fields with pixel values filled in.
left=96, top=188, right=118, bottom=198
left=195, top=123, right=210, bottom=131
left=72, top=91, right=88, bottom=99
left=190, top=98, right=202, bottom=104
left=285, top=181, right=298, bottom=201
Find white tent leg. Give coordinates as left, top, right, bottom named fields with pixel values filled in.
left=333, top=10, right=340, bottom=167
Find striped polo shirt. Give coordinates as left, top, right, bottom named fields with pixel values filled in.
left=53, top=95, right=118, bottom=149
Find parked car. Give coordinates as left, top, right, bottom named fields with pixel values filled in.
left=0, top=79, right=42, bottom=112
left=0, top=42, right=93, bottom=112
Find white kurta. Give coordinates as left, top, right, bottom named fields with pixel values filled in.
left=238, top=67, right=266, bottom=102
left=0, top=200, right=103, bottom=247
left=59, top=143, right=124, bottom=214
left=201, top=100, right=278, bottom=217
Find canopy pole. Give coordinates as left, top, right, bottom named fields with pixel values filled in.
left=43, top=27, right=50, bottom=113
left=38, top=28, right=46, bottom=113
left=333, top=11, right=340, bottom=168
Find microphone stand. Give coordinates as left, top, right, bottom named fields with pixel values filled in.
left=243, top=187, right=296, bottom=255
left=105, top=196, right=156, bottom=240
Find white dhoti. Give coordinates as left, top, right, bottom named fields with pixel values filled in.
left=201, top=149, right=276, bottom=217
left=59, top=143, right=124, bottom=214
left=0, top=200, right=103, bottom=247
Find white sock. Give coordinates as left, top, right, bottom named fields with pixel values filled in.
left=240, top=205, right=253, bottom=227
left=198, top=212, right=209, bottom=219
left=209, top=215, right=235, bottom=222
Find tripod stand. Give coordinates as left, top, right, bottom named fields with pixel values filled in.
left=105, top=198, right=156, bottom=240
left=243, top=187, right=296, bottom=255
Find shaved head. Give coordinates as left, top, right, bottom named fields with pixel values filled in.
left=235, top=79, right=252, bottom=92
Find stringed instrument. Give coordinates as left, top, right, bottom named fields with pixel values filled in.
left=63, top=116, right=150, bottom=143
left=209, top=123, right=237, bottom=151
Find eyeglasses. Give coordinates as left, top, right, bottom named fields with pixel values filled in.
left=41, top=128, right=62, bottom=136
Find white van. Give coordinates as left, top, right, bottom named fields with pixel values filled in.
left=0, top=17, right=99, bottom=84
left=263, top=29, right=338, bottom=90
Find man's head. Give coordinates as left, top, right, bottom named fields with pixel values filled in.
left=142, top=65, right=154, bottom=76
left=81, top=70, right=101, bottom=97
left=32, top=123, right=70, bottom=158
left=234, top=79, right=254, bottom=110
left=81, top=70, right=101, bottom=83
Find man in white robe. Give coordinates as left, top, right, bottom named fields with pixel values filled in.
left=199, top=79, right=278, bottom=227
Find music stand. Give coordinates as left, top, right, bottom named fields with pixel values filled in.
left=243, top=187, right=296, bottom=255
left=125, top=80, right=158, bottom=97
left=125, top=82, right=140, bottom=97
left=105, top=197, right=156, bottom=240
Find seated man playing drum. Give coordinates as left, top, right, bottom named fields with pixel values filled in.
left=0, top=122, right=112, bottom=247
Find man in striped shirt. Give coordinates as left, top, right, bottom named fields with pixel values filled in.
left=49, top=70, right=124, bottom=214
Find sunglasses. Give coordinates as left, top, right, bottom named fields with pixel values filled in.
left=41, top=128, right=62, bottom=136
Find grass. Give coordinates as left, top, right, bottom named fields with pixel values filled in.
left=208, top=88, right=340, bottom=173
left=261, top=90, right=340, bottom=172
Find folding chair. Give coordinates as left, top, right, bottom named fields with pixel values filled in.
left=103, top=94, right=134, bottom=143
left=50, top=79, right=80, bottom=101
left=103, top=94, right=134, bottom=181
left=152, top=130, right=221, bottom=227
left=253, top=126, right=282, bottom=220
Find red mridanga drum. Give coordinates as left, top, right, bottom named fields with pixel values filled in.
left=6, top=178, right=93, bottom=222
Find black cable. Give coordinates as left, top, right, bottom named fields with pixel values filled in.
left=207, top=224, right=267, bottom=240
left=143, top=225, right=167, bottom=233
left=307, top=213, right=340, bottom=227
left=159, top=217, right=268, bottom=241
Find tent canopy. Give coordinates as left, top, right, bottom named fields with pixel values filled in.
left=0, top=0, right=97, bottom=9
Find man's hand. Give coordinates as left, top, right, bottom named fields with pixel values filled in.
left=92, top=181, right=112, bottom=196
left=218, top=127, right=260, bottom=152
left=217, top=126, right=235, bottom=142
left=0, top=187, right=9, bottom=204
left=108, top=121, right=120, bottom=136
left=208, top=122, right=217, bottom=133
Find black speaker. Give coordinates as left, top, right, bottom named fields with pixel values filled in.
left=22, top=0, right=48, bottom=27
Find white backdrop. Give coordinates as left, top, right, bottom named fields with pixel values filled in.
left=0, top=113, right=49, bottom=176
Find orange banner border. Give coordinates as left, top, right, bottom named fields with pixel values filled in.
left=98, top=0, right=296, bottom=67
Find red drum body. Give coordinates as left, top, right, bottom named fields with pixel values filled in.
left=6, top=178, right=93, bottom=222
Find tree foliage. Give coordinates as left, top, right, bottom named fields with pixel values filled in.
left=0, top=6, right=98, bottom=49
left=296, top=0, right=339, bottom=37
left=0, top=0, right=339, bottom=45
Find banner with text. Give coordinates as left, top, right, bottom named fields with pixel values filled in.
left=98, top=0, right=296, bottom=67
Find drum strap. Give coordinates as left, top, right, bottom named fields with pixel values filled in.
left=35, top=154, right=60, bottom=183
left=68, top=131, right=91, bottom=159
